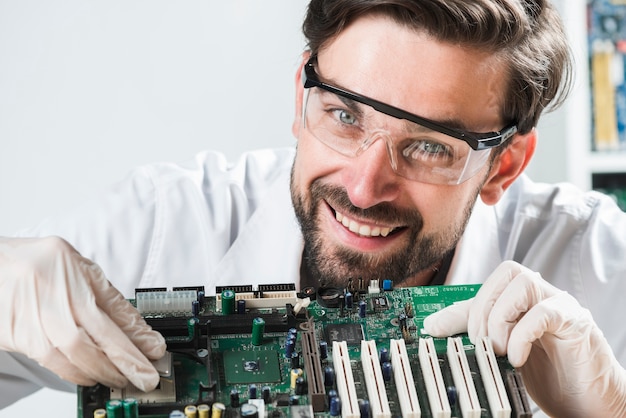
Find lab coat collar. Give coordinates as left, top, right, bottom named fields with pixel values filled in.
left=212, top=169, right=304, bottom=293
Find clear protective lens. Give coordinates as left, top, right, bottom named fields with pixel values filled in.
left=303, top=87, right=492, bottom=185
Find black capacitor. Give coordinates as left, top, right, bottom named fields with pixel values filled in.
left=230, top=388, right=240, bottom=408
left=192, top=300, right=200, bottom=317
left=319, top=340, right=328, bottom=360
left=329, top=396, right=341, bottom=416
left=359, top=300, right=367, bottom=318
left=262, top=385, right=271, bottom=403
left=248, top=384, right=257, bottom=400
left=290, top=395, right=300, bottom=405
left=327, top=389, right=338, bottom=404
left=379, top=347, right=390, bottom=364
left=324, top=366, right=335, bottom=387
left=295, top=377, right=306, bottom=395
left=290, top=351, right=300, bottom=369
left=447, top=385, right=458, bottom=406
left=237, top=299, right=246, bottom=314
left=381, top=361, right=392, bottom=382
left=358, top=399, right=371, bottom=418
left=345, top=291, right=353, bottom=309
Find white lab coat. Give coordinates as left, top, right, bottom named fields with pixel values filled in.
left=2, top=147, right=626, bottom=409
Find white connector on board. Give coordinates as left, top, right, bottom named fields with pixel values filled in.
left=446, top=337, right=481, bottom=418
left=418, top=338, right=451, bottom=418
left=360, top=340, right=391, bottom=418
left=332, top=341, right=360, bottom=418
left=475, top=337, right=511, bottom=418
left=390, top=339, right=421, bottom=418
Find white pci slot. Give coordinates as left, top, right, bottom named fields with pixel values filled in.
left=390, top=339, right=421, bottom=418
left=446, top=338, right=481, bottom=418
left=360, top=341, right=392, bottom=418
left=332, top=341, right=360, bottom=418
left=475, top=337, right=511, bottom=418
left=418, top=338, right=451, bottom=418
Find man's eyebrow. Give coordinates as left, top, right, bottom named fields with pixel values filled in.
left=316, top=72, right=475, bottom=135
left=318, top=89, right=365, bottom=119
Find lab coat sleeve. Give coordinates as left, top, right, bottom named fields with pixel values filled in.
left=0, top=148, right=296, bottom=407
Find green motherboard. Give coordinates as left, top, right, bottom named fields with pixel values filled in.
left=77, top=282, right=532, bottom=418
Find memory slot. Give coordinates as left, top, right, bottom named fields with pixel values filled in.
left=360, top=340, right=391, bottom=418
left=446, top=337, right=481, bottom=418
left=475, top=337, right=512, bottom=418
left=390, top=339, right=421, bottom=418
left=418, top=338, right=451, bottom=418
left=332, top=341, right=360, bottom=418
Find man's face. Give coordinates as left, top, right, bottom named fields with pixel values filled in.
left=291, top=15, right=508, bottom=288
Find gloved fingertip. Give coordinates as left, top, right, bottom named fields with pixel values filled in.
left=507, top=343, right=531, bottom=368
left=131, top=368, right=161, bottom=392
left=137, top=332, right=167, bottom=360
left=423, top=313, right=447, bottom=337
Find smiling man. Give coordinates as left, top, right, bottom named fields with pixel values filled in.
left=2, top=0, right=626, bottom=417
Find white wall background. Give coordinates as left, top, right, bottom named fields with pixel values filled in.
left=0, top=0, right=575, bottom=416
left=0, top=1, right=307, bottom=416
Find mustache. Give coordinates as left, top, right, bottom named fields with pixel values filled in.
left=310, top=180, right=423, bottom=227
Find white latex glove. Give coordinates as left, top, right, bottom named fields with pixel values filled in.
left=423, top=260, right=626, bottom=417
left=0, top=236, right=166, bottom=391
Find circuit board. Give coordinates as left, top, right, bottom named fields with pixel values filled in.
left=77, top=282, right=532, bottom=418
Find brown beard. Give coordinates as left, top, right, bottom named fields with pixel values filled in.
left=290, top=168, right=479, bottom=289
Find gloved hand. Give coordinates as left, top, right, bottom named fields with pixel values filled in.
left=0, top=236, right=166, bottom=391
left=423, top=260, right=626, bottom=417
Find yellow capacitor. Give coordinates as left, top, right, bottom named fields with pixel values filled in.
left=93, top=409, right=106, bottom=418
left=211, top=402, right=226, bottom=418
left=197, top=404, right=210, bottom=418
left=290, top=368, right=303, bottom=389
left=184, top=405, right=198, bottom=418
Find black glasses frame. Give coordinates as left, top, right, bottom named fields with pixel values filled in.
left=303, top=55, right=518, bottom=151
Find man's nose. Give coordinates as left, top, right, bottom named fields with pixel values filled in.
left=343, top=134, right=401, bottom=209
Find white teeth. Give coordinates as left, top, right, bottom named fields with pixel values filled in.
left=334, top=210, right=396, bottom=237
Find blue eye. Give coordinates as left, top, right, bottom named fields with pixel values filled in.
left=403, top=140, right=450, bottom=159
left=334, top=109, right=357, bottom=125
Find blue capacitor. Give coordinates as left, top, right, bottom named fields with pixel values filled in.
left=319, top=340, right=328, bottom=359
left=285, top=338, right=295, bottom=358
left=288, top=327, right=298, bottom=337
left=382, top=361, right=393, bottom=382
left=447, top=385, right=458, bottom=406
left=345, top=291, right=353, bottom=309
left=358, top=399, right=371, bottom=418
left=327, top=389, right=338, bottom=404
left=197, top=290, right=205, bottom=306
left=237, top=299, right=246, bottom=314
left=359, top=300, right=367, bottom=318
left=379, top=347, right=390, bottom=364
left=329, top=396, right=342, bottom=416
left=324, top=366, right=335, bottom=387
left=382, top=279, right=393, bottom=291
left=248, top=384, right=257, bottom=399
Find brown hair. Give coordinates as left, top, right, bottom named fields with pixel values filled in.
left=302, top=0, right=573, bottom=135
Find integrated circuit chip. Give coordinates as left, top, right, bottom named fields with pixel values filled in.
left=223, top=349, right=282, bottom=384
left=324, top=323, right=364, bottom=345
